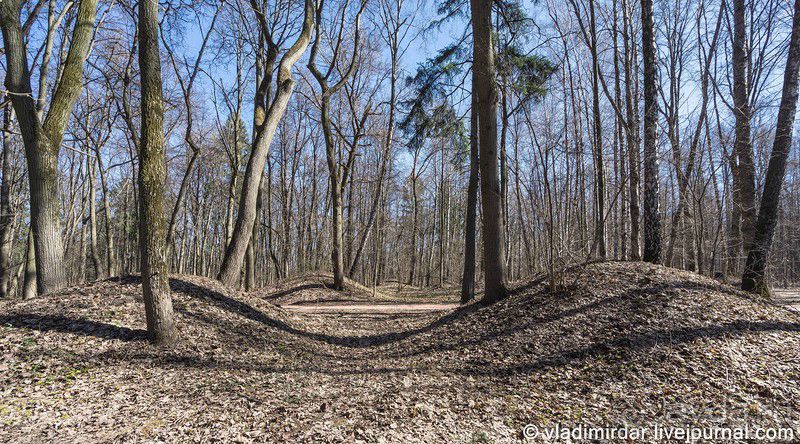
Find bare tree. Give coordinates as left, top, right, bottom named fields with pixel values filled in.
left=307, top=0, right=367, bottom=290
left=741, top=0, right=800, bottom=295
left=0, top=0, right=99, bottom=293
left=217, top=0, right=315, bottom=287
left=138, top=0, right=178, bottom=345
left=641, top=0, right=661, bottom=263
left=348, top=0, right=411, bottom=278
left=731, top=0, right=757, bottom=258
left=162, top=4, right=222, bottom=258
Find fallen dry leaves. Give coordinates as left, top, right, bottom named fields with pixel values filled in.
left=0, top=262, right=799, bottom=443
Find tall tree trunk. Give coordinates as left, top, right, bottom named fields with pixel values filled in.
left=641, top=0, right=661, bottom=263
left=461, top=96, right=479, bottom=303
left=138, top=0, right=177, bottom=345
left=622, top=0, right=641, bottom=260
left=217, top=0, right=314, bottom=287
left=407, top=166, right=419, bottom=285
left=96, top=150, right=115, bottom=276
left=500, top=93, right=509, bottom=264
left=408, top=170, right=419, bottom=286
left=732, top=0, right=757, bottom=254
left=306, top=0, right=366, bottom=290
left=588, top=0, right=606, bottom=259
left=245, top=44, right=271, bottom=290
left=472, top=0, right=507, bottom=302
left=0, top=0, right=98, bottom=294
left=22, top=228, right=36, bottom=299
left=741, top=0, right=800, bottom=295
left=322, top=99, right=346, bottom=290
left=612, top=1, right=626, bottom=260
left=0, top=102, right=14, bottom=297
left=87, top=152, right=102, bottom=278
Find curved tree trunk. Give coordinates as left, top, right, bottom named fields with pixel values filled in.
left=742, top=0, right=800, bottom=295
left=217, top=0, right=314, bottom=287
left=0, top=0, right=98, bottom=294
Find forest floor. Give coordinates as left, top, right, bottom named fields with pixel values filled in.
left=281, top=303, right=460, bottom=314
left=1, top=262, right=799, bottom=443
left=773, top=289, right=800, bottom=311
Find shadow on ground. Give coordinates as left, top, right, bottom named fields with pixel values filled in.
left=3, top=271, right=799, bottom=379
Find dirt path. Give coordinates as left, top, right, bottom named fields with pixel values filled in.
left=774, top=288, right=800, bottom=311
left=280, top=302, right=461, bottom=314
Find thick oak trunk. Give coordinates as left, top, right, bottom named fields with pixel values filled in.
left=0, top=0, right=98, bottom=294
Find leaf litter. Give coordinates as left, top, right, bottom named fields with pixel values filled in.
left=0, top=262, right=798, bottom=442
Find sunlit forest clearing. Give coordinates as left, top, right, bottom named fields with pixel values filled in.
left=1, top=0, right=800, bottom=440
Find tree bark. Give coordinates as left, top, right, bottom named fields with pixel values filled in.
left=461, top=93, right=479, bottom=303
left=217, top=0, right=314, bottom=287
left=472, top=0, right=507, bottom=302
left=138, top=0, right=177, bottom=346
left=741, top=0, right=800, bottom=295
left=732, top=0, right=757, bottom=254
left=408, top=164, right=419, bottom=286
left=640, top=0, right=661, bottom=264
left=588, top=0, right=606, bottom=259
left=622, top=0, right=641, bottom=260
left=0, top=102, right=14, bottom=297
left=87, top=151, right=102, bottom=278
left=22, top=228, right=36, bottom=299
left=0, top=0, right=98, bottom=294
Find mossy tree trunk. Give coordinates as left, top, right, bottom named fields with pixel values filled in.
left=0, top=0, right=98, bottom=294
left=217, top=0, right=314, bottom=287
left=138, top=0, right=178, bottom=346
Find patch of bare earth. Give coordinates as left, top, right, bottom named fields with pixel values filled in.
left=1, top=262, right=799, bottom=443
left=252, top=273, right=461, bottom=306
